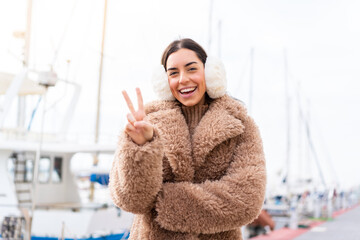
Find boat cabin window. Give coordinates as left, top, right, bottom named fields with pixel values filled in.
left=25, top=159, right=34, bottom=182
left=7, top=157, right=15, bottom=182
left=7, top=153, right=34, bottom=183
left=52, top=156, right=63, bottom=183
left=38, top=156, right=51, bottom=183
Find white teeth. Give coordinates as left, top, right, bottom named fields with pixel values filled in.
left=179, top=87, right=196, bottom=94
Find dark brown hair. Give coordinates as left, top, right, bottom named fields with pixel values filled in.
left=161, top=38, right=207, bottom=70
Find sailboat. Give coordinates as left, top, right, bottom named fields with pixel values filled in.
left=260, top=49, right=342, bottom=232
left=0, top=60, right=133, bottom=240
left=0, top=0, right=133, bottom=239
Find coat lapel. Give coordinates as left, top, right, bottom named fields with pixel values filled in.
left=146, top=95, right=245, bottom=181
left=192, top=97, right=245, bottom=169
left=147, top=106, right=194, bottom=182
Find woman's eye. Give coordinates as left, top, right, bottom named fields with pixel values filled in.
left=169, top=72, right=178, bottom=76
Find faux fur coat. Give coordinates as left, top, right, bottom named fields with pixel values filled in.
left=109, top=94, right=266, bottom=240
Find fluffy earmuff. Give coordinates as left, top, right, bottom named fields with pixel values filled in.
left=151, top=56, right=227, bottom=101
left=151, top=65, right=175, bottom=101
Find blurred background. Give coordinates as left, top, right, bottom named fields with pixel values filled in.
left=1, top=0, right=360, bottom=239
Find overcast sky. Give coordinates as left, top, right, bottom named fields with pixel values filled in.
left=1, top=0, right=360, bottom=190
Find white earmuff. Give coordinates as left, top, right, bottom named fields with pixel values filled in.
left=204, top=56, right=227, bottom=99
left=151, top=65, right=175, bottom=101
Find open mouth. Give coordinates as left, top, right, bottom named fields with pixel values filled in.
left=179, top=87, right=197, bottom=95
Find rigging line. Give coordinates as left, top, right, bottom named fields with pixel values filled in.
left=51, top=0, right=79, bottom=68
left=44, top=61, right=71, bottom=113
left=6, top=49, right=24, bottom=64
left=290, top=73, right=339, bottom=186
left=73, top=0, right=99, bottom=82
left=311, top=112, right=340, bottom=186
left=292, top=76, right=315, bottom=183
left=44, top=89, right=66, bottom=112
left=44, top=76, right=79, bottom=114
left=27, top=96, right=42, bottom=131
left=305, top=118, right=327, bottom=188
left=297, top=98, right=327, bottom=188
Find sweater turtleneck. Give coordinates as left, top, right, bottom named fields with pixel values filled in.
left=181, top=102, right=209, bottom=137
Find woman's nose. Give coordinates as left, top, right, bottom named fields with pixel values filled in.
left=179, top=72, right=189, bottom=84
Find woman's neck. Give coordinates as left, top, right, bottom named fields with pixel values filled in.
left=181, top=94, right=209, bottom=136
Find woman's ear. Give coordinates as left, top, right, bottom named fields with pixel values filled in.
left=151, top=65, right=175, bottom=100
left=205, top=56, right=227, bottom=99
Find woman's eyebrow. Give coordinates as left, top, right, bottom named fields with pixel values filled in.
left=185, top=61, right=197, bottom=67
left=167, top=61, right=198, bottom=71
left=167, top=67, right=177, bottom=71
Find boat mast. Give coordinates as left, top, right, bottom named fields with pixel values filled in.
left=23, top=1, right=33, bottom=240
left=296, top=82, right=303, bottom=183
left=95, top=0, right=108, bottom=146
left=17, top=0, right=33, bottom=130
left=90, top=0, right=108, bottom=201
left=284, top=48, right=291, bottom=196
left=24, top=0, right=32, bottom=68
left=248, top=48, right=254, bottom=115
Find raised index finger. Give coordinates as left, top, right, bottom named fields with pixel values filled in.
left=122, top=90, right=136, bottom=115
left=136, top=88, right=144, bottom=111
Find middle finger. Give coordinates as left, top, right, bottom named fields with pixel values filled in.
left=136, top=88, right=144, bottom=111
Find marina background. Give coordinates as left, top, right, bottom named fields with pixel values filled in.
left=2, top=0, right=358, bottom=188
left=1, top=1, right=360, bottom=238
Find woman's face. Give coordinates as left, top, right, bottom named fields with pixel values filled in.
left=166, top=48, right=206, bottom=106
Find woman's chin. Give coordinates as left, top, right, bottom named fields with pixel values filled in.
left=176, top=94, right=205, bottom=106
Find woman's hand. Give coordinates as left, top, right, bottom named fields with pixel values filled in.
left=122, top=88, right=154, bottom=145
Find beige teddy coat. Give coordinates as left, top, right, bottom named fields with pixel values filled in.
left=109, top=94, right=266, bottom=240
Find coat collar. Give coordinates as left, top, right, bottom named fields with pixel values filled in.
left=146, top=94, right=245, bottom=181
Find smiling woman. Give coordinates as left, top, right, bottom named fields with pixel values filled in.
left=109, top=38, right=266, bottom=240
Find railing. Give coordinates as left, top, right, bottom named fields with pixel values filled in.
left=0, top=128, right=117, bottom=145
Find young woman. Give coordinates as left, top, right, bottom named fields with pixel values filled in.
left=109, top=38, right=266, bottom=240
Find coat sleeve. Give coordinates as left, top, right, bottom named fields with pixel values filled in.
left=154, top=115, right=266, bottom=234
left=109, top=128, right=164, bottom=214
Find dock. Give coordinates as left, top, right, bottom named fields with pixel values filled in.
left=251, top=204, right=360, bottom=240
left=295, top=204, right=360, bottom=240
